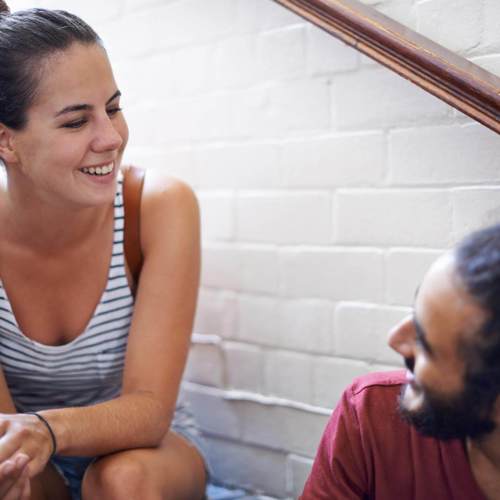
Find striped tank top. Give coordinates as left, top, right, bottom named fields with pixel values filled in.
left=0, top=175, right=134, bottom=412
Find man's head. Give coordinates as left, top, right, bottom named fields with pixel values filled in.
left=388, top=223, right=500, bottom=441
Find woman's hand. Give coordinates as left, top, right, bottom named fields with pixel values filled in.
left=0, top=414, right=53, bottom=479
left=0, top=453, right=30, bottom=500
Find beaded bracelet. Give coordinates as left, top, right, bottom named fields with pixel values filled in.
left=26, top=412, right=57, bottom=457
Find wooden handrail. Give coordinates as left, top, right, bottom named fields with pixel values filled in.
left=274, top=0, right=500, bottom=134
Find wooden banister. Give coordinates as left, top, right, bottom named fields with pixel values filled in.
left=274, top=0, right=500, bottom=134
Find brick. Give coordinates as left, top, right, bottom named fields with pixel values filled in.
left=313, top=357, right=370, bottom=408
left=223, top=342, right=264, bottom=393
left=265, top=351, right=313, bottom=404
left=237, top=192, right=332, bottom=244
left=153, top=0, right=239, bottom=50
left=184, top=342, right=225, bottom=388
left=282, top=132, right=386, bottom=188
left=113, top=52, right=175, bottom=105
left=255, top=0, right=304, bottom=30
left=194, top=289, right=237, bottom=339
left=181, top=385, right=241, bottom=440
left=185, top=383, right=329, bottom=459
left=123, top=147, right=197, bottom=186
left=239, top=246, right=280, bottom=295
left=238, top=296, right=333, bottom=352
left=389, top=124, right=500, bottom=185
left=257, top=26, right=307, bottom=81
left=333, top=68, right=451, bottom=130
left=306, top=25, right=358, bottom=76
left=201, top=245, right=280, bottom=295
left=279, top=406, right=330, bottom=456
left=278, top=299, right=333, bottom=354
left=416, top=0, right=481, bottom=54
left=471, top=54, right=500, bottom=75
left=201, top=244, right=241, bottom=290
left=335, top=189, right=453, bottom=247
left=334, top=302, right=411, bottom=365
left=124, top=0, right=169, bottom=12
left=281, top=247, right=385, bottom=302
left=198, top=192, right=235, bottom=242
left=167, top=44, right=214, bottom=97
left=287, top=455, right=314, bottom=498
left=9, top=1, right=41, bottom=11
left=259, top=80, right=331, bottom=136
left=238, top=401, right=290, bottom=452
left=387, top=249, right=444, bottom=305
left=451, top=187, right=500, bottom=243
left=204, top=436, right=288, bottom=497
left=479, top=0, right=500, bottom=53
left=239, top=403, right=330, bottom=457
left=211, top=35, right=258, bottom=89
left=195, top=142, right=282, bottom=190
left=238, top=295, right=280, bottom=346
left=98, top=9, right=160, bottom=60
left=371, top=0, right=417, bottom=30
left=36, top=0, right=123, bottom=23
left=125, top=100, right=197, bottom=145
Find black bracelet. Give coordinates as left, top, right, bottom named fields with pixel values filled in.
left=26, top=412, right=57, bottom=457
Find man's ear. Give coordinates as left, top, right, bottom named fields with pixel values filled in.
left=0, top=123, right=19, bottom=165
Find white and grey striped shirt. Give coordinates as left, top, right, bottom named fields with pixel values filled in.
left=0, top=176, right=134, bottom=412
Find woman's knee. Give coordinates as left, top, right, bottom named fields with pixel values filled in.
left=82, top=454, right=160, bottom=500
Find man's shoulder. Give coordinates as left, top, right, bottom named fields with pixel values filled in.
left=349, top=370, right=406, bottom=396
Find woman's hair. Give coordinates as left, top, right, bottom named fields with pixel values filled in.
left=0, top=2, right=101, bottom=130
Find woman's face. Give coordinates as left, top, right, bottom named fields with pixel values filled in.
left=8, top=42, right=128, bottom=208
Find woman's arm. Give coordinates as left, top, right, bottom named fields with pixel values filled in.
left=0, top=171, right=200, bottom=468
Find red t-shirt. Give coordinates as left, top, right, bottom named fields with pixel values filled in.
left=301, top=371, right=486, bottom=500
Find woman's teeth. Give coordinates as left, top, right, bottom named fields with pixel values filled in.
left=80, top=163, right=114, bottom=176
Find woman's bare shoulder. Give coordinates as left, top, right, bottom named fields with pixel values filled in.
left=141, top=168, right=197, bottom=216
left=139, top=169, right=199, bottom=251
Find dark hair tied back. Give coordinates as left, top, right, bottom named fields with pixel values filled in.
left=0, top=7, right=101, bottom=130
left=456, top=223, right=500, bottom=419
left=0, top=1, right=10, bottom=14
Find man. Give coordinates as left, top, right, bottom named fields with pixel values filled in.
left=301, top=223, right=500, bottom=499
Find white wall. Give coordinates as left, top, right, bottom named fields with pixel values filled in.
left=8, top=0, right=500, bottom=498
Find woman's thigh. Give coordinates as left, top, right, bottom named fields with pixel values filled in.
left=30, top=462, right=72, bottom=500
left=81, top=430, right=207, bottom=500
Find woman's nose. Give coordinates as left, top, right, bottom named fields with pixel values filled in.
left=91, top=116, right=123, bottom=152
left=388, top=314, right=416, bottom=359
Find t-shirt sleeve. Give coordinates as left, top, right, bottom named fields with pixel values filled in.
left=301, top=387, right=368, bottom=499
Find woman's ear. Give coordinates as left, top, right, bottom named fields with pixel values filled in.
left=0, top=124, right=19, bottom=165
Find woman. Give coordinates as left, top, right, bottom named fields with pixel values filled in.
left=0, top=3, right=207, bottom=499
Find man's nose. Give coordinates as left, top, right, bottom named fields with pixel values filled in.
left=388, top=314, right=415, bottom=359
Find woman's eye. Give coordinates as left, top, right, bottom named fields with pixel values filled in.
left=63, top=119, right=87, bottom=129
left=107, top=107, right=122, bottom=116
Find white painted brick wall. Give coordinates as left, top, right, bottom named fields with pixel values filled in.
left=287, top=455, right=314, bottom=499
left=237, top=192, right=332, bottom=244
left=389, top=124, right=500, bottom=185
left=334, top=189, right=453, bottom=247
left=416, top=0, right=482, bottom=54
left=282, top=132, right=386, bottom=188
left=387, top=249, right=444, bottom=305
left=11, top=0, right=500, bottom=496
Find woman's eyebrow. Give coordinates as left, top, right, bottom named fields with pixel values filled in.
left=54, top=90, right=121, bottom=117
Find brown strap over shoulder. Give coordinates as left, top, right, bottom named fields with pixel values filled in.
left=123, top=165, right=145, bottom=289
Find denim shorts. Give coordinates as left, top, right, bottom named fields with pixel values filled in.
left=51, top=401, right=210, bottom=500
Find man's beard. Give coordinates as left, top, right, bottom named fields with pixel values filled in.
left=398, top=361, right=496, bottom=441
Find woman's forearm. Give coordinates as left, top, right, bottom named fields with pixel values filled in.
left=40, top=391, right=170, bottom=457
